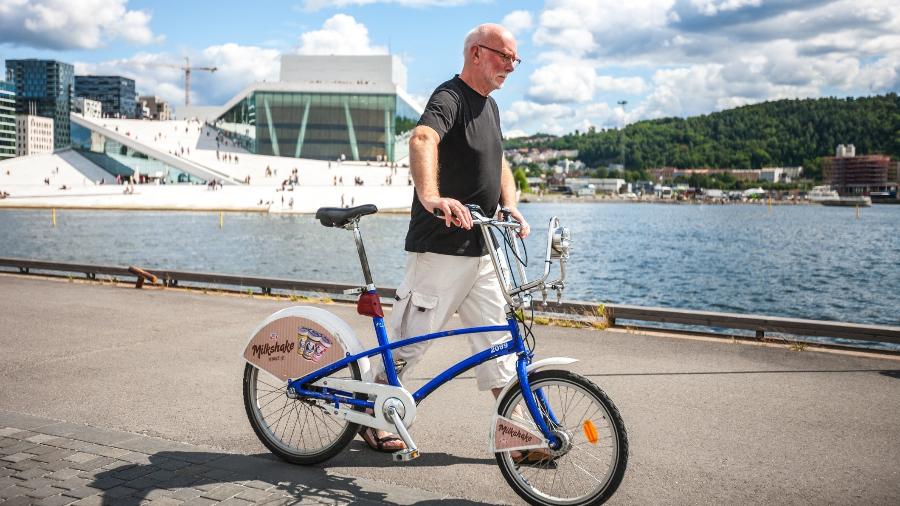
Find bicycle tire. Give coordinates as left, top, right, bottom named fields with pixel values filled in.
left=495, top=369, right=628, bottom=506
left=243, top=361, right=363, bottom=465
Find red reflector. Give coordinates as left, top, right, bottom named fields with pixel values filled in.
left=357, top=292, right=384, bottom=318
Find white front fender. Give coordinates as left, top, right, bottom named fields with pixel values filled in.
left=492, top=357, right=578, bottom=410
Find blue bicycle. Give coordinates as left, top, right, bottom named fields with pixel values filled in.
left=242, top=204, right=628, bottom=505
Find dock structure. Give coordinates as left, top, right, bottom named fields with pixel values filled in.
left=1, top=274, right=898, bottom=505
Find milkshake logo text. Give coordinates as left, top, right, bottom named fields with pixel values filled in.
left=252, top=340, right=295, bottom=359
left=497, top=421, right=536, bottom=445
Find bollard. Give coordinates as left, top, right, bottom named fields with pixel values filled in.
left=220, top=211, right=224, bottom=229
left=52, top=208, right=56, bottom=227
left=128, top=266, right=159, bottom=289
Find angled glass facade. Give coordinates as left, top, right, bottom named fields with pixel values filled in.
left=216, top=91, right=420, bottom=162
left=71, top=122, right=203, bottom=183
left=5, top=59, right=74, bottom=149
left=0, top=81, right=15, bottom=160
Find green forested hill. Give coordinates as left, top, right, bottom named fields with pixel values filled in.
left=507, top=94, right=900, bottom=175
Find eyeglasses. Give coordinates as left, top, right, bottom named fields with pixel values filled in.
left=477, top=44, right=522, bottom=69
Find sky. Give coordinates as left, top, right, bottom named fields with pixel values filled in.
left=1, top=0, right=897, bottom=137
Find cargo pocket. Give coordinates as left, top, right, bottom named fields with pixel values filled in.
left=402, top=291, right=439, bottom=340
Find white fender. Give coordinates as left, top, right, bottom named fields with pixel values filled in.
left=492, top=357, right=579, bottom=411
left=242, top=306, right=373, bottom=382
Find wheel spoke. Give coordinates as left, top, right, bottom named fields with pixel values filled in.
left=496, top=372, right=627, bottom=505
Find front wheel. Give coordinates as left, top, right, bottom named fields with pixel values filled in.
left=243, top=361, right=362, bottom=465
left=495, top=370, right=628, bottom=506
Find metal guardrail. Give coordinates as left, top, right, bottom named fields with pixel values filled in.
left=2, top=257, right=898, bottom=347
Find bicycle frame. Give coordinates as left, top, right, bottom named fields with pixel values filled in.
left=287, top=209, right=569, bottom=448
left=288, top=307, right=560, bottom=446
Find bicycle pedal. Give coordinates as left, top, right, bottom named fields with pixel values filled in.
left=392, top=448, right=420, bottom=462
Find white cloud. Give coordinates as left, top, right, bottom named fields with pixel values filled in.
left=528, top=63, right=597, bottom=103
left=688, top=0, right=762, bottom=16
left=500, top=0, right=900, bottom=135
left=76, top=45, right=280, bottom=107
left=301, top=0, right=478, bottom=11
left=71, top=15, right=387, bottom=107
left=526, top=62, right=647, bottom=104
left=595, top=76, right=648, bottom=94
left=502, top=100, right=575, bottom=135
left=0, top=0, right=161, bottom=50
left=502, top=10, right=534, bottom=35
left=297, top=14, right=387, bottom=55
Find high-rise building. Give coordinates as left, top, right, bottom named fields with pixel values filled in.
left=16, top=115, right=54, bottom=156
left=138, top=95, right=173, bottom=120
left=0, top=81, right=15, bottom=160
left=74, top=75, right=137, bottom=119
left=5, top=59, right=74, bottom=149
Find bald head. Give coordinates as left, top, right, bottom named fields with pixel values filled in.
left=459, top=23, right=518, bottom=96
left=463, top=23, right=515, bottom=60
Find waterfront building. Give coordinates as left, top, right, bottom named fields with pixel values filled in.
left=138, top=96, right=172, bottom=120
left=215, top=54, right=422, bottom=163
left=823, top=145, right=892, bottom=196
left=74, top=75, right=137, bottom=119
left=730, top=169, right=760, bottom=182
left=0, top=81, right=15, bottom=160
left=16, top=115, right=54, bottom=156
left=5, top=59, right=74, bottom=149
left=74, top=97, right=102, bottom=119
left=69, top=116, right=208, bottom=183
left=759, top=167, right=803, bottom=183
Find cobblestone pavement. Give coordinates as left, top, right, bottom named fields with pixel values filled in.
left=0, top=411, right=458, bottom=506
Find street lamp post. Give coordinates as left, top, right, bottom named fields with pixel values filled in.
left=617, top=100, right=627, bottom=169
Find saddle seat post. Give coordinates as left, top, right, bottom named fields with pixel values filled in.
left=346, top=219, right=401, bottom=387
left=347, top=218, right=375, bottom=290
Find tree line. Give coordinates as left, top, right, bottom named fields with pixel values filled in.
left=505, top=93, right=900, bottom=181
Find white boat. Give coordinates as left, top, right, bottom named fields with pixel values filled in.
left=821, top=195, right=872, bottom=207
left=808, top=186, right=839, bottom=203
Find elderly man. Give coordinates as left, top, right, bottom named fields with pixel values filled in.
left=360, top=23, right=530, bottom=452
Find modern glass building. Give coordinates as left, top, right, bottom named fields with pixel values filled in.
left=0, top=81, right=15, bottom=160
left=70, top=120, right=204, bottom=183
left=215, top=55, right=422, bottom=163
left=75, top=75, right=137, bottom=118
left=5, top=59, right=74, bottom=149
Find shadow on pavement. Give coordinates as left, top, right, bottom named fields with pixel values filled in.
left=88, top=450, right=492, bottom=505
left=328, top=441, right=496, bottom=468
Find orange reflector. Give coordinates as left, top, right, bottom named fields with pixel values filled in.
left=583, top=420, right=599, bottom=444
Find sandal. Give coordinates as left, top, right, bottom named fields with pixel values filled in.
left=510, top=449, right=557, bottom=465
left=359, top=426, right=406, bottom=452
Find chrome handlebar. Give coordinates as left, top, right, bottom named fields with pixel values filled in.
left=437, top=205, right=570, bottom=309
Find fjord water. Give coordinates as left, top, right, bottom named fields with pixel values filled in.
left=1, top=203, right=897, bottom=329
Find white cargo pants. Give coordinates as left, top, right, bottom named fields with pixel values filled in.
left=377, top=251, right=517, bottom=391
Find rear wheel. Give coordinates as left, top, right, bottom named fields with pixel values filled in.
left=495, top=370, right=628, bottom=505
left=243, top=362, right=363, bottom=465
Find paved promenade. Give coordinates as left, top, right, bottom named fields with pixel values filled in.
left=1, top=274, right=899, bottom=505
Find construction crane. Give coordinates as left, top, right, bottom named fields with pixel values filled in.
left=149, top=57, right=217, bottom=106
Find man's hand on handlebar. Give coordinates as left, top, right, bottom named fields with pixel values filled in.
left=423, top=196, right=473, bottom=230
left=503, top=206, right=531, bottom=239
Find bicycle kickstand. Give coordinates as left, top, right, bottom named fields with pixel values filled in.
left=384, top=403, right=420, bottom=462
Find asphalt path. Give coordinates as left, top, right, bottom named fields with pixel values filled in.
left=1, top=274, right=898, bottom=504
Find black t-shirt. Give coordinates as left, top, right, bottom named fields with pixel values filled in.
left=405, top=75, right=503, bottom=256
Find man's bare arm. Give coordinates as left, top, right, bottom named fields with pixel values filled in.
left=499, top=157, right=530, bottom=238
left=408, top=125, right=472, bottom=229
